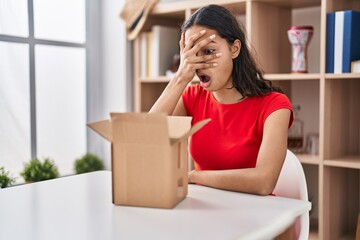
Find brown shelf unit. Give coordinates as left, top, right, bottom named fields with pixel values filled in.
left=131, top=0, right=360, bottom=239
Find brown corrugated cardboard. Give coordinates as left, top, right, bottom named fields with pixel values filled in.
left=88, top=112, right=210, bottom=209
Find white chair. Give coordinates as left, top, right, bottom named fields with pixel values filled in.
left=273, top=149, right=310, bottom=240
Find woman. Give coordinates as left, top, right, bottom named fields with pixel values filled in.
left=149, top=5, right=293, bottom=195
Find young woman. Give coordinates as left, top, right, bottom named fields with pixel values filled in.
left=149, top=5, right=293, bottom=195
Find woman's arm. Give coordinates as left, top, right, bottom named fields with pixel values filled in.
left=149, top=75, right=189, bottom=115
left=188, top=108, right=291, bottom=195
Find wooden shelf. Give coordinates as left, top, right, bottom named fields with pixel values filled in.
left=309, top=219, right=319, bottom=240
left=153, top=0, right=322, bottom=14
left=141, top=74, right=321, bottom=83
left=325, top=73, right=360, bottom=79
left=140, top=76, right=170, bottom=83
left=253, top=0, right=321, bottom=9
left=324, top=155, right=360, bottom=169
left=152, top=0, right=246, bottom=17
left=264, top=73, right=321, bottom=81
left=338, top=233, right=357, bottom=240
left=309, top=230, right=319, bottom=240
left=140, top=76, right=201, bottom=83
left=297, top=154, right=320, bottom=165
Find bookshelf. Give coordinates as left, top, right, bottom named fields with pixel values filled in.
left=130, top=0, right=360, bottom=239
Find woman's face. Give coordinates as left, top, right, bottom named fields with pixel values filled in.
left=184, top=25, right=239, bottom=93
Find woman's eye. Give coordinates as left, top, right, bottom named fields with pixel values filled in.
left=204, top=49, right=215, bottom=55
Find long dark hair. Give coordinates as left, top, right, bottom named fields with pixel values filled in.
left=182, top=5, right=282, bottom=97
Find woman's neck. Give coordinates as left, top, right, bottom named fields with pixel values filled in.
left=212, top=87, right=244, bottom=104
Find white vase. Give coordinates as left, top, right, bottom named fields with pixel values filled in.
left=288, top=26, right=314, bottom=73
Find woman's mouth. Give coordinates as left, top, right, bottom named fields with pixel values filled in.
left=199, top=74, right=210, bottom=83
left=197, top=72, right=212, bottom=88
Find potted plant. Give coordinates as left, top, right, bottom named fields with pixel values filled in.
left=74, top=153, right=104, bottom=174
left=20, top=158, right=59, bottom=183
left=0, top=166, right=16, bottom=188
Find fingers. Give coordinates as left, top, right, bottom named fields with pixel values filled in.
left=181, top=48, right=221, bottom=72
left=189, top=34, right=216, bottom=54
left=183, top=52, right=222, bottom=68
left=192, top=52, right=222, bottom=63
left=178, top=30, right=221, bottom=77
left=179, top=33, right=185, bottom=52
left=183, top=58, right=219, bottom=70
left=193, top=62, right=218, bottom=69
left=184, top=29, right=207, bottom=51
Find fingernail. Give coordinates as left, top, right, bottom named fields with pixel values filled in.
left=216, top=53, right=222, bottom=57
left=213, top=63, right=218, bottom=67
left=210, top=34, right=216, bottom=39
left=200, top=30, right=206, bottom=34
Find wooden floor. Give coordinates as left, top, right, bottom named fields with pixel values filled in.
left=308, top=231, right=319, bottom=240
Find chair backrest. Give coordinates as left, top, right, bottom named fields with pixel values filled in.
left=273, top=149, right=309, bottom=240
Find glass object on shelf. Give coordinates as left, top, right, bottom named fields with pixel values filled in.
left=287, top=26, right=313, bottom=73
left=305, top=133, right=319, bottom=155
left=288, top=105, right=304, bottom=153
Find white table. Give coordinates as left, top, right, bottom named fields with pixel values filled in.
left=0, top=171, right=311, bottom=240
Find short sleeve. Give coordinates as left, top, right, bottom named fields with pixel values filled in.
left=182, top=85, right=201, bottom=116
left=262, top=92, right=294, bottom=128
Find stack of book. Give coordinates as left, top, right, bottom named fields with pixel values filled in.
left=326, top=10, right=360, bottom=73
left=139, top=25, right=181, bottom=78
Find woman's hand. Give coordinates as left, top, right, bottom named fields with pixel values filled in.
left=149, top=30, right=221, bottom=115
left=188, top=170, right=196, bottom=184
left=175, top=30, right=221, bottom=84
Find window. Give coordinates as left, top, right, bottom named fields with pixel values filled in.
left=0, top=41, right=31, bottom=177
left=0, top=0, right=94, bottom=181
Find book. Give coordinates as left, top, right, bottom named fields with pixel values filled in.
left=332, top=10, right=360, bottom=73
left=326, top=12, right=335, bottom=73
left=334, top=11, right=344, bottom=74
left=149, top=25, right=181, bottom=77
left=351, top=60, right=360, bottom=73
left=140, top=32, right=148, bottom=78
left=147, top=31, right=153, bottom=77
left=342, top=10, right=360, bottom=73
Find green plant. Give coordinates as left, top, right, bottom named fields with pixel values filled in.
left=20, top=158, right=59, bottom=182
left=0, top=167, right=16, bottom=188
left=74, top=153, right=104, bottom=174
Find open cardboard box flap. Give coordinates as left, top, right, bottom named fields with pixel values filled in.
left=87, top=113, right=211, bottom=145
left=87, top=119, right=112, bottom=142
left=169, top=117, right=211, bottom=145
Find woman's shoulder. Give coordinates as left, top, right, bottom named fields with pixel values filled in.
left=253, top=91, right=291, bottom=105
left=265, top=91, right=289, bottom=99
left=245, top=91, right=292, bottom=113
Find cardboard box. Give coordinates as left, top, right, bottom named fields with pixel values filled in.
left=88, top=112, right=210, bottom=208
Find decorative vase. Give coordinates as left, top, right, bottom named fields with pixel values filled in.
left=287, top=26, right=314, bottom=73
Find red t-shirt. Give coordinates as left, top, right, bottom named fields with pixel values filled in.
left=182, top=84, right=293, bottom=171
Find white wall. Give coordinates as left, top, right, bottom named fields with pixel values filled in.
left=101, top=0, right=132, bottom=114
left=88, top=0, right=132, bottom=170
